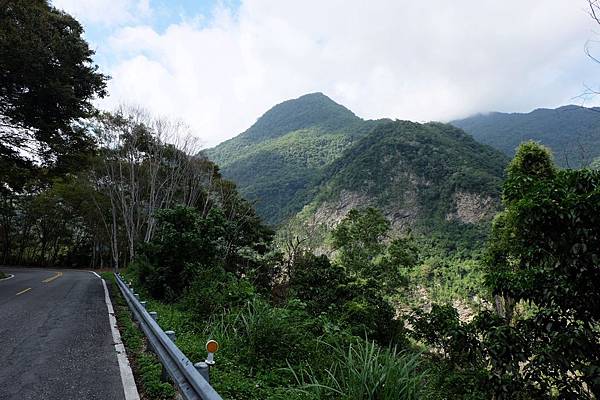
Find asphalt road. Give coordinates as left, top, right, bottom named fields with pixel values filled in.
left=0, top=268, right=126, bottom=400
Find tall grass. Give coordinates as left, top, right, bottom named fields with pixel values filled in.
left=291, top=338, right=426, bottom=400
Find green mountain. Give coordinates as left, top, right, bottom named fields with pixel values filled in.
left=206, top=93, right=509, bottom=242
left=296, top=120, right=507, bottom=248
left=451, top=105, right=600, bottom=168
left=204, top=93, right=383, bottom=224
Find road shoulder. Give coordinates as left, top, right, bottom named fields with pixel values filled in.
left=98, top=274, right=140, bottom=400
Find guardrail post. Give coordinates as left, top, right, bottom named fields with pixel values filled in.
left=134, top=293, right=140, bottom=300
left=194, top=362, right=210, bottom=384
left=149, top=311, right=158, bottom=321
left=140, top=301, right=147, bottom=309
left=161, top=330, right=177, bottom=382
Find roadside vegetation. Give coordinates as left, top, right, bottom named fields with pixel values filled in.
left=117, top=143, right=600, bottom=399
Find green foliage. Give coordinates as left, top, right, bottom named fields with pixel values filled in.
left=413, top=143, right=600, bottom=399
left=340, top=279, right=403, bottom=344
left=452, top=105, right=600, bottom=168
left=408, top=255, right=487, bottom=304
left=291, top=338, right=426, bottom=400
left=135, top=204, right=272, bottom=301
left=287, top=251, right=403, bottom=344
left=233, top=299, right=321, bottom=367
left=483, top=142, right=600, bottom=398
left=331, top=208, right=390, bottom=275
left=288, top=253, right=347, bottom=315
left=410, top=304, right=480, bottom=367
left=183, top=263, right=255, bottom=319
left=0, top=0, right=107, bottom=178
left=331, top=207, right=415, bottom=294
left=506, top=140, right=556, bottom=179
left=135, top=206, right=226, bottom=300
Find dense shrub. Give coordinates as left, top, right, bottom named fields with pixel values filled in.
left=183, top=263, right=255, bottom=319
left=289, top=252, right=404, bottom=345
left=136, top=206, right=226, bottom=300
left=135, top=204, right=273, bottom=301
left=288, top=253, right=348, bottom=315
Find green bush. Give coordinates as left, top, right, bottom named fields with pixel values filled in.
left=340, top=279, right=403, bottom=345
left=288, top=252, right=404, bottom=345
left=288, top=253, right=347, bottom=315
left=183, top=263, right=255, bottom=319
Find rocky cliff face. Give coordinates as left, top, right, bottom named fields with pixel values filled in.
left=445, top=192, right=497, bottom=224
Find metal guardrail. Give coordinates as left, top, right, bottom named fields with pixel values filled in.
left=114, top=273, right=222, bottom=400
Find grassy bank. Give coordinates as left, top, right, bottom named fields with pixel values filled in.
left=101, top=273, right=176, bottom=400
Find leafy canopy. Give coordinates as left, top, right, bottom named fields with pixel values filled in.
left=0, top=0, right=107, bottom=180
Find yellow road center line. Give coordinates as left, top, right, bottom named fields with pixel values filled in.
left=16, top=288, right=31, bottom=296
left=42, top=271, right=63, bottom=283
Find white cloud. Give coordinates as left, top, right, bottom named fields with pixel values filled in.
left=66, top=0, right=600, bottom=147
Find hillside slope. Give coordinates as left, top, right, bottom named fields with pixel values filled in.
left=204, top=93, right=383, bottom=224
left=296, top=120, right=508, bottom=247
left=451, top=105, right=600, bottom=167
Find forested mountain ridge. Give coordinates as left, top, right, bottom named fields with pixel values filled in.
left=296, top=120, right=508, bottom=249
left=451, top=105, right=600, bottom=167
left=204, top=93, right=386, bottom=224
left=206, top=93, right=509, bottom=247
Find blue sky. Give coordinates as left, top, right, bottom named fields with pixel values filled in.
left=52, top=0, right=600, bottom=147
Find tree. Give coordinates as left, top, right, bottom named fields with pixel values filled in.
left=331, top=207, right=390, bottom=276
left=0, top=0, right=107, bottom=180
left=485, top=141, right=600, bottom=398
left=91, top=108, right=210, bottom=268
left=331, top=207, right=414, bottom=293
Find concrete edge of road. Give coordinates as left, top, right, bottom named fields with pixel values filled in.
left=0, top=273, right=15, bottom=282
left=99, top=274, right=141, bottom=400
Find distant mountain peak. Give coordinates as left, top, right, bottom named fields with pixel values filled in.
left=240, top=92, right=361, bottom=142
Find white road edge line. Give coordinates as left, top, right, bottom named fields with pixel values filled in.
left=102, top=278, right=140, bottom=400
left=90, top=271, right=101, bottom=278
left=0, top=274, right=15, bottom=282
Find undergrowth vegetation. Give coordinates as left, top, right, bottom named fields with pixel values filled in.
left=117, top=142, right=599, bottom=399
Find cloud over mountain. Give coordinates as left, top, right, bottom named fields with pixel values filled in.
left=54, top=0, right=600, bottom=147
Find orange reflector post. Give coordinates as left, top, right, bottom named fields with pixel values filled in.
left=206, top=340, right=219, bottom=353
